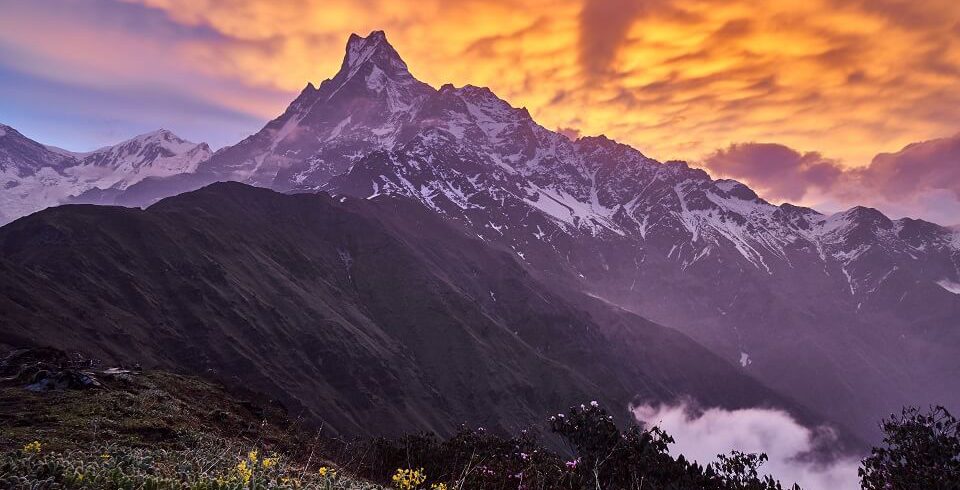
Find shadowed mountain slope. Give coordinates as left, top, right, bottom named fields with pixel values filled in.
left=0, top=182, right=840, bottom=445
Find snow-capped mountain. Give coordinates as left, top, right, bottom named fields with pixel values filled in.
left=0, top=126, right=211, bottom=223
left=3, top=31, right=958, bottom=442
left=76, top=129, right=211, bottom=189
left=196, top=30, right=433, bottom=189
left=180, top=31, right=960, bottom=440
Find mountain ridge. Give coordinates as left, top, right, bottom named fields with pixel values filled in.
left=0, top=125, right=211, bottom=224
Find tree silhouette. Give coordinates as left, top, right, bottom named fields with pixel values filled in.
left=860, top=406, right=960, bottom=490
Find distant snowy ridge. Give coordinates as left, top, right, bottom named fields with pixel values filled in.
left=0, top=127, right=211, bottom=223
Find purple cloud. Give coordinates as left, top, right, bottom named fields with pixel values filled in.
left=703, top=143, right=844, bottom=201
left=864, top=133, right=960, bottom=199
left=702, top=135, right=960, bottom=224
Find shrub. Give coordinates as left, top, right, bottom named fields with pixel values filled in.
left=860, top=405, right=960, bottom=490
left=351, top=402, right=797, bottom=490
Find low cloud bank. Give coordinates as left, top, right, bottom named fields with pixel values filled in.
left=632, top=402, right=862, bottom=490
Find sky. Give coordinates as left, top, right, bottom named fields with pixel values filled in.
left=1, top=0, right=958, bottom=222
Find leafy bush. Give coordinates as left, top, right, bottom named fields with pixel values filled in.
left=351, top=402, right=797, bottom=490
left=859, top=405, right=960, bottom=490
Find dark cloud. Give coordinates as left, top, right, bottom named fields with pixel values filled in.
left=702, top=135, right=960, bottom=223
left=864, top=133, right=960, bottom=199
left=577, top=0, right=693, bottom=76
left=578, top=0, right=645, bottom=75
left=703, top=143, right=844, bottom=201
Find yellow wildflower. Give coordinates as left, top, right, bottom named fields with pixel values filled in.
left=430, top=483, right=448, bottom=490
left=22, top=441, right=41, bottom=454
left=234, top=459, right=253, bottom=484
left=391, top=468, right=427, bottom=490
left=247, top=449, right=259, bottom=462
left=100, top=453, right=111, bottom=460
left=318, top=466, right=334, bottom=477
left=262, top=456, right=278, bottom=468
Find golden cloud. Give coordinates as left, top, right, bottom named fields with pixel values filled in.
left=19, top=0, right=960, bottom=176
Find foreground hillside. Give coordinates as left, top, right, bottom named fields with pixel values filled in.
left=4, top=348, right=957, bottom=489
left=0, top=348, right=380, bottom=489
left=0, top=182, right=832, bottom=444
left=0, top=348, right=802, bottom=489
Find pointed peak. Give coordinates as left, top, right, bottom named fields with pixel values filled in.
left=365, top=30, right=388, bottom=42
left=340, top=30, right=409, bottom=77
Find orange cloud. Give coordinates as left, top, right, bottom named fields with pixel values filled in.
left=8, top=0, right=960, bottom=172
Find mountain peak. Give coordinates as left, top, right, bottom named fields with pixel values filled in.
left=340, top=30, right=409, bottom=78
left=82, top=129, right=209, bottom=167
left=107, top=129, right=201, bottom=152
left=137, top=128, right=181, bottom=142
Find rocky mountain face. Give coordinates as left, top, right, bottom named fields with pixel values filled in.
left=0, top=182, right=831, bottom=443
left=2, top=31, right=958, bottom=443
left=0, top=125, right=211, bottom=224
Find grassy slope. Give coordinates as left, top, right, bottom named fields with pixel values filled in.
left=0, top=348, right=382, bottom=489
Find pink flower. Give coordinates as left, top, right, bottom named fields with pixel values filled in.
left=565, top=458, right=580, bottom=470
